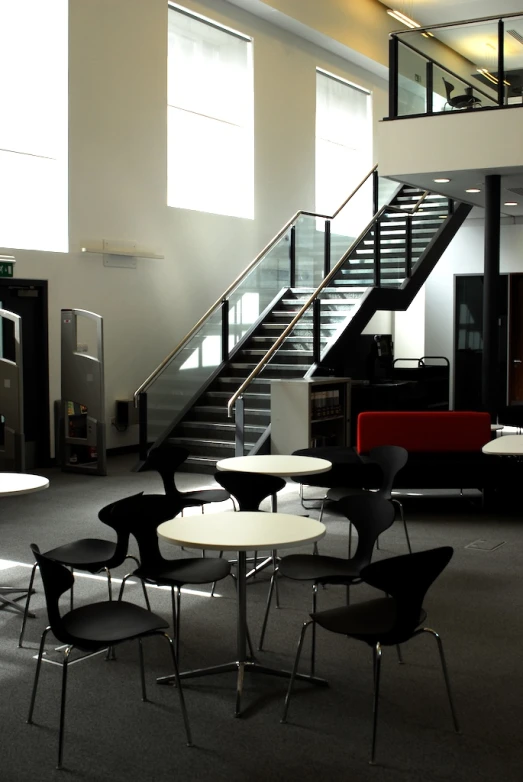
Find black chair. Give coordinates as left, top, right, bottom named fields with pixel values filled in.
left=113, top=493, right=231, bottom=660
left=144, top=443, right=231, bottom=513
left=443, top=77, right=481, bottom=110
left=326, top=445, right=412, bottom=554
left=18, top=492, right=144, bottom=648
left=258, top=494, right=396, bottom=674
left=281, top=546, right=459, bottom=765
left=27, top=544, right=192, bottom=770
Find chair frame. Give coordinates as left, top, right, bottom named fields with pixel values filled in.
left=26, top=545, right=192, bottom=770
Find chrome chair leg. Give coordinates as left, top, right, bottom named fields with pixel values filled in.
left=19, top=563, right=38, bottom=647
left=104, top=567, right=112, bottom=600
left=396, top=644, right=404, bottom=664
left=272, top=550, right=280, bottom=608
left=138, top=639, right=147, bottom=701
left=58, top=646, right=72, bottom=769
left=258, top=570, right=277, bottom=650
left=393, top=498, right=412, bottom=553
left=422, top=627, right=460, bottom=732
left=281, top=620, right=312, bottom=723
left=311, top=584, right=318, bottom=676
left=370, top=642, right=382, bottom=765
left=141, top=579, right=151, bottom=610
left=162, top=633, right=193, bottom=746
left=27, top=626, right=50, bottom=724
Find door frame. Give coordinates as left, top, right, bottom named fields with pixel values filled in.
left=0, top=278, right=51, bottom=466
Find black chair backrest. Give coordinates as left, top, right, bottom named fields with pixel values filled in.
left=369, top=445, right=408, bottom=500
left=360, top=546, right=454, bottom=644
left=442, top=77, right=454, bottom=100
left=102, top=493, right=183, bottom=571
left=144, top=443, right=190, bottom=497
left=337, top=494, right=395, bottom=568
left=214, top=471, right=286, bottom=511
left=30, top=543, right=75, bottom=644
left=96, top=492, right=145, bottom=567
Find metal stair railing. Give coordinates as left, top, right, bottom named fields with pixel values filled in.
left=228, top=190, right=436, bottom=455
left=133, top=164, right=379, bottom=460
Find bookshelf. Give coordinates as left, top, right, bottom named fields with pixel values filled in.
left=270, top=377, right=351, bottom=454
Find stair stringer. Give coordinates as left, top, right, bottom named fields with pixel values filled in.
left=313, top=200, right=473, bottom=372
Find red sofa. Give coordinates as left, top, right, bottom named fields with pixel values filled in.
left=356, top=410, right=495, bottom=491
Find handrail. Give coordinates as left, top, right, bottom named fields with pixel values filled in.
left=389, top=10, right=523, bottom=36
left=392, top=36, right=496, bottom=105
left=134, top=163, right=379, bottom=400
left=226, top=191, right=430, bottom=418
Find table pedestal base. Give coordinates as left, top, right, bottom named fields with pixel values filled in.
left=0, top=586, right=35, bottom=616
left=157, top=659, right=327, bottom=716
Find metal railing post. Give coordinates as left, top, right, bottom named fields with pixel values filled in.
left=405, top=216, right=413, bottom=278
left=389, top=36, right=399, bottom=119
left=312, top=299, right=321, bottom=364
left=426, top=61, right=433, bottom=114
left=221, top=298, right=229, bottom=362
left=235, top=396, right=245, bottom=456
left=373, top=217, right=381, bottom=287
left=372, top=169, right=379, bottom=214
left=138, top=392, right=148, bottom=462
left=290, top=225, right=296, bottom=288
left=497, top=19, right=505, bottom=107
left=324, top=221, right=331, bottom=279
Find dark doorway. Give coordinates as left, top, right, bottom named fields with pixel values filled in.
left=454, top=274, right=508, bottom=411
left=508, top=274, right=523, bottom=404
left=0, top=279, right=50, bottom=468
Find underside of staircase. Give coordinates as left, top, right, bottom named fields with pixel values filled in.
left=144, top=184, right=472, bottom=473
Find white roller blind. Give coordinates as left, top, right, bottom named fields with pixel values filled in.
left=0, top=0, right=68, bottom=252
left=315, top=71, right=372, bottom=229
left=167, top=7, right=254, bottom=219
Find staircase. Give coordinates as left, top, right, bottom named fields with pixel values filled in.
left=137, top=172, right=472, bottom=473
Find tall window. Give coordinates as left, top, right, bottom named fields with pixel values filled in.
left=0, top=0, right=68, bottom=253
left=315, top=70, right=372, bottom=234
left=167, top=5, right=254, bottom=219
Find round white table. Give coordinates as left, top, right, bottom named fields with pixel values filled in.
left=0, top=472, right=49, bottom=614
left=482, top=434, right=523, bottom=456
left=216, top=454, right=332, bottom=478
left=157, top=510, right=327, bottom=715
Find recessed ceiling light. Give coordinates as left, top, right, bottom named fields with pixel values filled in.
left=504, top=201, right=518, bottom=206
left=466, top=188, right=481, bottom=193
left=433, top=178, right=451, bottom=183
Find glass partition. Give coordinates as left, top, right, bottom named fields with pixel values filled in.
left=294, top=214, right=325, bottom=288
left=390, top=13, right=523, bottom=118
left=329, top=176, right=373, bottom=270
left=228, top=229, right=291, bottom=350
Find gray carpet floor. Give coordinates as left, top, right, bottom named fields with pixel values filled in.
left=0, top=454, right=521, bottom=781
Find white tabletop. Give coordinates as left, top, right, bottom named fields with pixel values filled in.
left=482, top=434, right=523, bottom=455
left=216, top=454, right=332, bottom=477
left=0, top=472, right=49, bottom=497
left=158, top=511, right=326, bottom=552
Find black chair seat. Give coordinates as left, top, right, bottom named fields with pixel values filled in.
left=313, top=597, right=426, bottom=643
left=45, top=539, right=117, bottom=571
left=134, top=557, right=231, bottom=587
left=62, top=600, right=169, bottom=649
left=183, top=488, right=230, bottom=506
left=279, top=554, right=363, bottom=584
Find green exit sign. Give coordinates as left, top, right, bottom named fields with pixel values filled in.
left=0, top=262, right=14, bottom=278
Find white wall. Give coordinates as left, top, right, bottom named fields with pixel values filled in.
left=3, top=0, right=391, bottom=454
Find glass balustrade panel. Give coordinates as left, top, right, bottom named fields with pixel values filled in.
left=377, top=211, right=407, bottom=289
left=295, top=214, right=326, bottom=289
left=398, top=42, right=427, bottom=117
left=503, top=19, right=523, bottom=107
left=329, top=177, right=373, bottom=283
left=227, top=229, right=291, bottom=351
left=145, top=308, right=224, bottom=443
